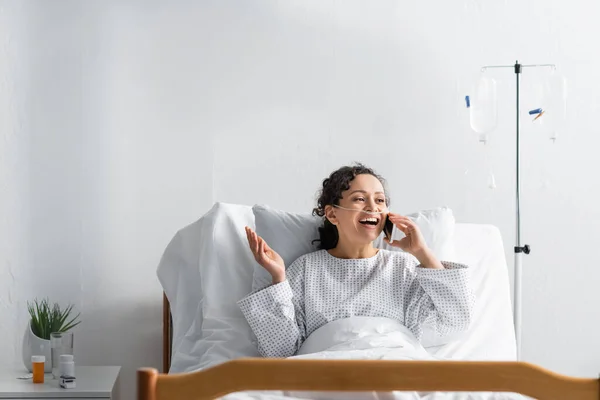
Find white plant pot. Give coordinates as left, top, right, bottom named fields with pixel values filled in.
left=22, top=322, right=52, bottom=373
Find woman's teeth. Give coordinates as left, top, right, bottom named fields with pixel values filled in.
left=359, top=217, right=379, bottom=225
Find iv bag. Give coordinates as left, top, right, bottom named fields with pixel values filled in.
left=470, top=76, right=498, bottom=137
left=533, top=73, right=567, bottom=141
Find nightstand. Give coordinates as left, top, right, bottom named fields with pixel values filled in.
left=0, top=366, right=120, bottom=400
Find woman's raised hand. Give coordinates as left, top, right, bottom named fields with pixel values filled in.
left=383, top=213, right=427, bottom=256
left=383, top=214, right=443, bottom=269
left=245, top=227, right=286, bottom=284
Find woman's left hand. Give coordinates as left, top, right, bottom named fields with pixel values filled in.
left=383, top=213, right=427, bottom=256
left=384, top=213, right=444, bottom=269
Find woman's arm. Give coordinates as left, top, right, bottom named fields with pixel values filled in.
left=384, top=213, right=473, bottom=338
left=412, top=247, right=444, bottom=270
left=402, top=256, right=474, bottom=340
left=238, top=259, right=307, bottom=358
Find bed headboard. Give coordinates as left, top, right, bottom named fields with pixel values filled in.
left=162, top=293, right=172, bottom=373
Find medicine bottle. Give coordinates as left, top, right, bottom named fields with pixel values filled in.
left=31, top=355, right=45, bottom=384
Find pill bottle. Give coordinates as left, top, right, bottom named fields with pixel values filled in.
left=59, top=354, right=75, bottom=377
left=31, top=355, right=45, bottom=384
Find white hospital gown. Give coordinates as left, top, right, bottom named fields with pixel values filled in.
left=238, top=249, right=473, bottom=358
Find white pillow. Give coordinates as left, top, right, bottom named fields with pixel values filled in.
left=251, top=204, right=459, bottom=347
left=157, top=202, right=260, bottom=373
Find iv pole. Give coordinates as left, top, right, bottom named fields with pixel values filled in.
left=479, top=60, right=556, bottom=361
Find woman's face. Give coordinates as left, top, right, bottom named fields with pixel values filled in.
left=326, top=174, right=388, bottom=245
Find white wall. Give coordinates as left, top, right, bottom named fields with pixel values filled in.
left=0, top=0, right=34, bottom=372
left=2, top=0, right=600, bottom=398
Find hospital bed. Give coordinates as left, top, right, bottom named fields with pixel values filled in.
left=139, top=203, right=600, bottom=400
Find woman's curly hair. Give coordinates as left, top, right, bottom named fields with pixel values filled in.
left=312, top=163, right=389, bottom=250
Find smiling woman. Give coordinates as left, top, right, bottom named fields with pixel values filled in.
left=240, top=163, right=471, bottom=358
left=312, top=164, right=389, bottom=255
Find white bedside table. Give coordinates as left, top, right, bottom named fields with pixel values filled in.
left=0, top=366, right=120, bottom=400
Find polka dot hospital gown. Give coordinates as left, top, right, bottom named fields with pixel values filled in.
left=238, top=249, right=474, bottom=358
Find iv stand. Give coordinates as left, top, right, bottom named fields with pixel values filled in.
left=480, top=60, right=556, bottom=361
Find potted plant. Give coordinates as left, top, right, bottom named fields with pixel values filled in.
left=22, top=299, right=81, bottom=372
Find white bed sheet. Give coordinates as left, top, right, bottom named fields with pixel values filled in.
left=219, top=317, right=525, bottom=400
left=429, top=223, right=516, bottom=361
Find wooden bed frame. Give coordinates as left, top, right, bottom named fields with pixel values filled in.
left=162, top=293, right=172, bottom=374
left=144, top=294, right=599, bottom=400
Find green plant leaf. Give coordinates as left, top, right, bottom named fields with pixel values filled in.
left=27, top=301, right=41, bottom=337
left=34, top=300, right=42, bottom=337
left=60, top=314, right=81, bottom=332
left=26, top=298, right=81, bottom=340
left=57, top=304, right=73, bottom=328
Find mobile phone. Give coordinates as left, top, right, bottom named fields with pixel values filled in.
left=383, top=215, right=394, bottom=241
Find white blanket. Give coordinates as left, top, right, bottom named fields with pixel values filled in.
left=220, top=317, right=528, bottom=400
